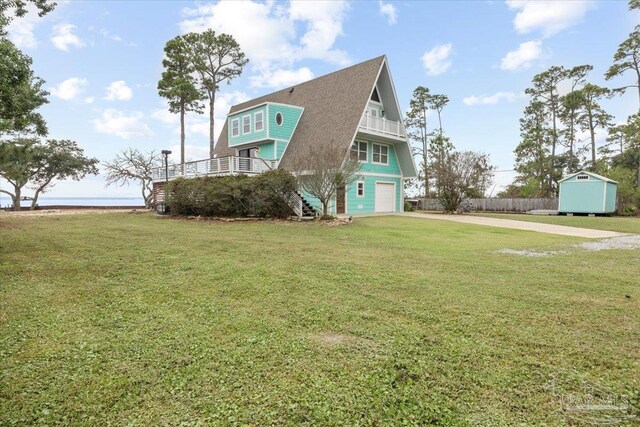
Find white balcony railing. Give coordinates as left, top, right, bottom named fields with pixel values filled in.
left=151, top=156, right=278, bottom=182
left=359, top=115, right=406, bottom=139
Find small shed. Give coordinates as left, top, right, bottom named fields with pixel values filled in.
left=558, top=171, right=618, bottom=214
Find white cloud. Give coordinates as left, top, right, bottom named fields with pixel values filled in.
left=250, top=67, right=314, bottom=89
left=50, top=77, right=88, bottom=101
left=83, top=97, right=95, bottom=104
left=500, top=40, right=543, bottom=71
left=104, top=80, right=133, bottom=101
left=167, top=144, right=210, bottom=164
left=180, top=1, right=349, bottom=87
left=51, top=23, right=85, bottom=51
left=6, top=6, right=41, bottom=48
left=99, top=29, right=136, bottom=46
left=421, top=43, right=453, bottom=76
left=379, top=1, right=397, bottom=25
left=92, top=109, right=153, bottom=139
left=151, top=108, right=178, bottom=125
left=463, top=91, right=518, bottom=106
left=506, top=0, right=592, bottom=37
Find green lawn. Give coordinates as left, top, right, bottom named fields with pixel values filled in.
left=1, top=213, right=638, bottom=426
left=469, top=212, right=640, bottom=234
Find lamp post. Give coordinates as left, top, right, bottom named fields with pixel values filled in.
left=161, top=150, right=172, bottom=213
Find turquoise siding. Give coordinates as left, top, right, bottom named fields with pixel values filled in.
left=228, top=105, right=268, bottom=147
left=356, top=140, right=401, bottom=175
left=559, top=175, right=617, bottom=213
left=605, top=181, right=617, bottom=213
left=268, top=104, right=303, bottom=140
left=301, top=189, right=333, bottom=214
left=275, top=141, right=288, bottom=159
left=346, top=176, right=402, bottom=214
left=256, top=141, right=275, bottom=160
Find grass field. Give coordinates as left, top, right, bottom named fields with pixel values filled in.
left=470, top=212, right=640, bottom=234
left=1, top=213, right=639, bottom=426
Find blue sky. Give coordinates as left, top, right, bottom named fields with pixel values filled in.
left=2, top=0, right=638, bottom=199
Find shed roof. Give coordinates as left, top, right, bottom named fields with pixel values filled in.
left=213, top=56, right=386, bottom=169
left=559, top=170, right=618, bottom=184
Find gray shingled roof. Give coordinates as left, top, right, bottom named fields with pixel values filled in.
left=213, top=55, right=385, bottom=170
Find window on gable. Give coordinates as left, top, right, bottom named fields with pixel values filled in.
left=372, top=143, right=388, bottom=165
left=356, top=181, right=365, bottom=197
left=231, top=119, right=239, bottom=137
left=243, top=115, right=251, bottom=134
left=577, top=174, right=589, bottom=180
left=255, top=111, right=264, bottom=131
left=350, top=141, right=367, bottom=162
left=371, top=87, right=380, bottom=103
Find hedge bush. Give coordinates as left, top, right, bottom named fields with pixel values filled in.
left=167, top=169, right=297, bottom=218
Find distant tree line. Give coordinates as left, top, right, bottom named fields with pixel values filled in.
left=502, top=0, right=640, bottom=213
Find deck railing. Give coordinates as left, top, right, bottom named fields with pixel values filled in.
left=151, top=156, right=278, bottom=182
left=359, top=115, right=406, bottom=138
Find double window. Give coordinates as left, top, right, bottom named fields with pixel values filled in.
left=255, top=111, right=264, bottom=132
left=231, top=119, right=240, bottom=137
left=372, top=143, right=388, bottom=165
left=351, top=141, right=367, bottom=162
left=242, top=115, right=251, bottom=134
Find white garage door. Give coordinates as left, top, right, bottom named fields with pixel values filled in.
left=375, top=182, right=395, bottom=213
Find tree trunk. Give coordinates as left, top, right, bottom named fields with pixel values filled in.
left=180, top=100, right=186, bottom=175
left=30, top=178, right=53, bottom=210
left=568, top=117, right=574, bottom=174
left=14, top=186, right=21, bottom=211
left=589, top=111, right=596, bottom=170
left=209, top=90, right=216, bottom=158
left=422, top=107, right=429, bottom=196
left=550, top=107, right=557, bottom=195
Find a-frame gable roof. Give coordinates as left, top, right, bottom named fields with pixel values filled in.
left=214, top=56, right=386, bottom=169
left=559, top=170, right=618, bottom=184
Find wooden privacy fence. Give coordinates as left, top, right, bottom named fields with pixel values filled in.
left=417, top=198, right=559, bottom=212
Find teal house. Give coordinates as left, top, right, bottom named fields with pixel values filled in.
left=211, top=55, right=417, bottom=216
left=152, top=55, right=417, bottom=216
left=558, top=171, right=618, bottom=214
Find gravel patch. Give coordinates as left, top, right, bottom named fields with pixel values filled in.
left=577, top=235, right=640, bottom=251
left=496, top=249, right=569, bottom=257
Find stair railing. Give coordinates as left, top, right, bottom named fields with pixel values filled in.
left=283, top=191, right=304, bottom=219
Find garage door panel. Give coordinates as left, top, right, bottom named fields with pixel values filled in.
left=375, top=182, right=395, bottom=213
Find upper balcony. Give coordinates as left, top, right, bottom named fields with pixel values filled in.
left=151, top=156, right=278, bottom=182
left=359, top=115, right=406, bottom=140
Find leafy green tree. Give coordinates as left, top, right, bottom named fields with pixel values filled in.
left=189, top=30, right=248, bottom=157
left=605, top=25, right=640, bottom=111
left=612, top=114, right=640, bottom=187
left=0, top=0, right=56, bottom=35
left=558, top=65, right=591, bottom=174
left=0, top=39, right=48, bottom=137
left=104, top=148, right=161, bottom=209
left=514, top=100, right=551, bottom=196
left=526, top=66, right=568, bottom=192
left=576, top=83, right=613, bottom=170
left=0, top=139, right=98, bottom=210
left=158, top=35, right=204, bottom=169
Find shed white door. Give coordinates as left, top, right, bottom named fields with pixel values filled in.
left=375, top=182, right=395, bottom=212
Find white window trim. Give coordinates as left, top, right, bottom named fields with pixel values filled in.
left=275, top=112, right=284, bottom=126
left=352, top=140, right=368, bottom=163
left=356, top=181, right=365, bottom=198
left=372, top=142, right=389, bottom=165
left=254, top=111, right=264, bottom=132
left=242, top=115, right=251, bottom=135
left=231, top=118, right=240, bottom=137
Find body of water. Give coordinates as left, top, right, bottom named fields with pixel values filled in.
left=0, top=197, right=145, bottom=209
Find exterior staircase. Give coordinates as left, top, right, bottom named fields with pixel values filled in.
left=285, top=190, right=317, bottom=219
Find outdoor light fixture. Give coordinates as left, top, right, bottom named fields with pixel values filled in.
left=159, top=150, right=172, bottom=214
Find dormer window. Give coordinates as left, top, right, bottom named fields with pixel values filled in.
left=231, top=119, right=239, bottom=137
left=242, top=115, right=251, bottom=134
left=275, top=112, right=283, bottom=126
left=255, top=111, right=264, bottom=131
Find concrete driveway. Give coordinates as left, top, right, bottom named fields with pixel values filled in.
left=380, top=212, right=628, bottom=239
